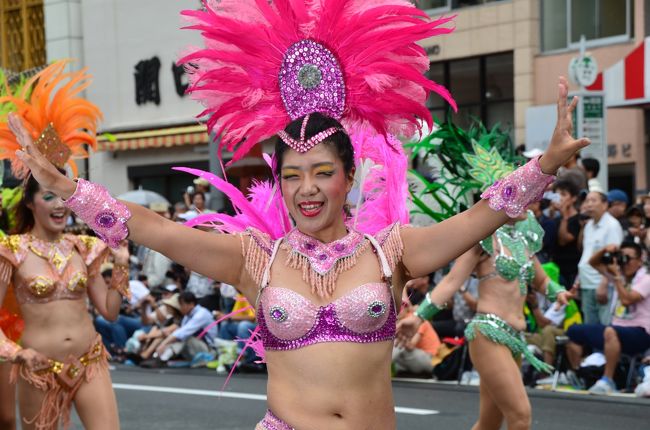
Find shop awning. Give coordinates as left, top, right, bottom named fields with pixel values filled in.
left=97, top=124, right=209, bottom=151
left=587, top=36, right=650, bottom=107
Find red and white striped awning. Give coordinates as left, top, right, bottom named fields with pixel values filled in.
left=587, top=36, right=650, bottom=107
left=97, top=124, right=209, bottom=151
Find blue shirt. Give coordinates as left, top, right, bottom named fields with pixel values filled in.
left=172, top=305, right=216, bottom=343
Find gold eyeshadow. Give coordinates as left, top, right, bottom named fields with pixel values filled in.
left=281, top=168, right=301, bottom=177
left=314, top=166, right=335, bottom=175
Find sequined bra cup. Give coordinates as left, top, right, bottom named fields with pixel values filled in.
left=479, top=211, right=543, bottom=294
left=0, top=234, right=108, bottom=305
left=248, top=225, right=401, bottom=351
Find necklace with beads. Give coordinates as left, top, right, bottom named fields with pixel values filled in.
left=27, top=234, right=74, bottom=275
left=281, top=227, right=369, bottom=297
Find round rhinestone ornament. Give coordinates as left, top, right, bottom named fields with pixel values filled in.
left=279, top=39, right=345, bottom=121
left=367, top=301, right=387, bottom=318
left=269, top=306, right=288, bottom=323
left=298, top=64, right=322, bottom=89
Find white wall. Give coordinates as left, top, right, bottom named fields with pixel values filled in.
left=81, top=0, right=203, bottom=131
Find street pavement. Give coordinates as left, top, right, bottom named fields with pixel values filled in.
left=65, top=365, right=648, bottom=429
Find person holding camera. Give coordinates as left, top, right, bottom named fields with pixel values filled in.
left=577, top=191, right=624, bottom=325
left=566, top=242, right=650, bottom=394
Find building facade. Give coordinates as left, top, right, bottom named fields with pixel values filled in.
left=423, top=0, right=647, bottom=198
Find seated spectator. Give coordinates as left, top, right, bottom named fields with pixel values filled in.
left=94, top=266, right=149, bottom=355
left=217, top=294, right=258, bottom=367
left=392, top=294, right=440, bottom=376
left=524, top=289, right=567, bottom=373
left=172, top=202, right=188, bottom=222
left=128, top=293, right=183, bottom=361
left=142, top=291, right=217, bottom=368
left=566, top=242, right=650, bottom=394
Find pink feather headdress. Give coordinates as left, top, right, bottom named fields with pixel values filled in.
left=180, top=0, right=456, bottom=163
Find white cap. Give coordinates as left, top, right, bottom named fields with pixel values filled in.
left=522, top=148, right=544, bottom=159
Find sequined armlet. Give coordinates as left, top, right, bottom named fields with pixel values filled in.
left=241, top=229, right=273, bottom=287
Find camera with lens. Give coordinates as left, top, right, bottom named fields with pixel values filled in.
left=602, top=251, right=629, bottom=265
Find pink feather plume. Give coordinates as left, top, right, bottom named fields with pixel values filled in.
left=180, top=0, right=455, bottom=163
left=350, top=129, right=409, bottom=235
left=172, top=166, right=290, bottom=239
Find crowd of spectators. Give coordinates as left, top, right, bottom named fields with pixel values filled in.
left=403, top=155, right=650, bottom=397
left=89, top=184, right=262, bottom=373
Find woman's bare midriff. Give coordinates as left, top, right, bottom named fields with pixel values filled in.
left=266, top=341, right=395, bottom=430
left=475, top=257, right=527, bottom=331
left=20, top=299, right=99, bottom=360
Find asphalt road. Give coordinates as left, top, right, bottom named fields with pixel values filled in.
left=61, top=365, right=649, bottom=430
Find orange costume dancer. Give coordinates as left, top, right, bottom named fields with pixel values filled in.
left=0, top=61, right=129, bottom=430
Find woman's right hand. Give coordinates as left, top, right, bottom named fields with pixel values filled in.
left=8, top=113, right=77, bottom=199
left=13, top=348, right=50, bottom=371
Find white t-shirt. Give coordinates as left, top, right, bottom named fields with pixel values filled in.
left=128, top=280, right=151, bottom=307
left=578, top=212, right=623, bottom=290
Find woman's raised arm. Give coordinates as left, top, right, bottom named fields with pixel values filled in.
left=8, top=114, right=244, bottom=286
left=400, top=76, right=589, bottom=279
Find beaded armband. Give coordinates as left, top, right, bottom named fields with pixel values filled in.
left=0, top=338, right=21, bottom=362
left=546, top=279, right=567, bottom=303
left=481, top=156, right=555, bottom=218
left=64, top=179, right=131, bottom=248
left=109, top=264, right=131, bottom=300
left=415, top=293, right=446, bottom=321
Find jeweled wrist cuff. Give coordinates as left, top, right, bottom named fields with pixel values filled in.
left=109, top=264, right=131, bottom=300
left=64, top=179, right=131, bottom=249
left=546, top=279, right=567, bottom=303
left=481, top=156, right=555, bottom=218
left=415, top=293, right=446, bottom=321
left=0, top=338, right=21, bottom=362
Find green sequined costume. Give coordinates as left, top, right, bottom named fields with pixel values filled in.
left=479, top=210, right=544, bottom=295
left=465, top=313, right=554, bottom=374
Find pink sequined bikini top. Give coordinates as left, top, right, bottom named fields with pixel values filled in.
left=252, top=226, right=401, bottom=351
left=0, top=234, right=108, bottom=305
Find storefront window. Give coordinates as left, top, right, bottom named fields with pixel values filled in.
left=427, top=52, right=514, bottom=136
left=542, top=0, right=633, bottom=52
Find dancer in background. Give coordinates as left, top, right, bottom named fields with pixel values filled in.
left=0, top=61, right=129, bottom=430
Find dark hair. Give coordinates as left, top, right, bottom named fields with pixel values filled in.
left=592, top=191, right=608, bottom=203
left=192, top=191, right=205, bottom=202
left=179, top=291, right=197, bottom=305
left=274, top=112, right=354, bottom=178
left=13, top=170, right=65, bottom=234
left=582, top=158, right=600, bottom=176
left=101, top=269, right=113, bottom=278
left=621, top=241, right=643, bottom=258
left=553, top=179, right=580, bottom=197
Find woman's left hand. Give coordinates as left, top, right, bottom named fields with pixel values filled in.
left=538, top=76, right=591, bottom=174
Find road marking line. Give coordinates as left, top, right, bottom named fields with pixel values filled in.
left=113, top=383, right=439, bottom=415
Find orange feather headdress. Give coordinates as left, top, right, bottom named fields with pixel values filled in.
left=0, top=60, right=102, bottom=178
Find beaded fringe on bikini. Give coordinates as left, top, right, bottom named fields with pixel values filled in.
left=10, top=335, right=110, bottom=430
left=465, top=313, right=554, bottom=374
